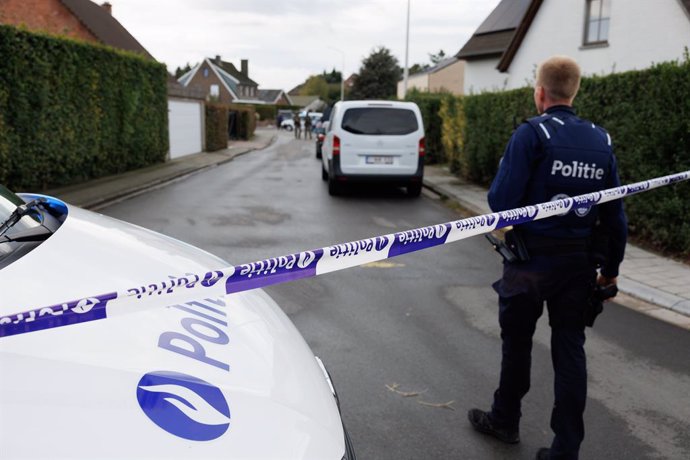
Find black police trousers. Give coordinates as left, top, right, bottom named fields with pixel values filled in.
left=490, top=250, right=595, bottom=460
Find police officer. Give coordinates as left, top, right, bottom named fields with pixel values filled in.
left=468, top=56, right=627, bottom=460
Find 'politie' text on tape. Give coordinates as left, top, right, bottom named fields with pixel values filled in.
left=1, top=170, right=689, bottom=338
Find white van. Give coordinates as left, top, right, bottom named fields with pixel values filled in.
left=320, top=100, right=425, bottom=196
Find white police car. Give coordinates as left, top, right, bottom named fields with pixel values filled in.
left=0, top=185, right=355, bottom=459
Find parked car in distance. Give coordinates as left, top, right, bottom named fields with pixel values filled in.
left=280, top=116, right=295, bottom=131
left=321, top=100, right=425, bottom=197
left=0, top=185, right=355, bottom=460
left=315, top=121, right=330, bottom=159
left=277, top=109, right=295, bottom=130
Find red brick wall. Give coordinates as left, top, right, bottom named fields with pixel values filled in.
left=187, top=61, right=236, bottom=104
left=0, top=0, right=97, bottom=42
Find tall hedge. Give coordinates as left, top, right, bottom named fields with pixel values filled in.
left=253, top=104, right=276, bottom=121
left=404, top=90, right=445, bottom=164
left=577, top=61, right=690, bottom=254
left=205, top=104, right=229, bottom=152
left=448, top=58, right=690, bottom=256
left=0, top=25, right=169, bottom=191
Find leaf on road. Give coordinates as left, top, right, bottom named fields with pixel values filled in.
left=417, top=400, right=456, bottom=411
left=385, top=383, right=426, bottom=398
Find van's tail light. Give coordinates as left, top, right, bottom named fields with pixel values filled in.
left=333, top=135, right=341, bottom=156
left=418, top=137, right=426, bottom=157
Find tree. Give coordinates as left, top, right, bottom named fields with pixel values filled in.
left=408, top=63, right=430, bottom=75
left=174, top=63, right=192, bottom=79
left=322, top=68, right=342, bottom=84
left=300, top=75, right=330, bottom=101
left=349, top=46, right=402, bottom=100
left=429, top=49, right=446, bottom=65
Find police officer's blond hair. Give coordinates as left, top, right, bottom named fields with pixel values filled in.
left=536, top=56, right=581, bottom=102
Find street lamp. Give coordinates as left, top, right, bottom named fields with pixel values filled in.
left=328, top=46, right=345, bottom=101
left=402, top=0, right=410, bottom=99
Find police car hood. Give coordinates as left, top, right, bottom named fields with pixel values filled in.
left=0, top=206, right=344, bottom=459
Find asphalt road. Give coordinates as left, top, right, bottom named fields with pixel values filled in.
left=102, top=131, right=690, bottom=459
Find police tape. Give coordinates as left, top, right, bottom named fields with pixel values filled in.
left=1, top=170, right=689, bottom=338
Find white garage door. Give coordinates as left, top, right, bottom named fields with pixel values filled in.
left=168, top=99, right=203, bottom=159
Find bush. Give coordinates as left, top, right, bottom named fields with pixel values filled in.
left=205, top=104, right=228, bottom=152
left=577, top=61, right=690, bottom=255
left=404, top=90, right=445, bottom=164
left=438, top=94, right=466, bottom=175
left=0, top=25, right=168, bottom=190
left=253, top=104, right=276, bottom=121
left=461, top=88, right=533, bottom=185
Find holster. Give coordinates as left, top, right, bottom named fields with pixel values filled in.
left=505, top=229, right=530, bottom=263
left=585, top=283, right=618, bottom=327
left=485, top=230, right=530, bottom=264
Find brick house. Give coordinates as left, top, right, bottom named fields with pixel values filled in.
left=0, top=0, right=153, bottom=58
left=257, top=89, right=293, bottom=106
left=396, top=57, right=465, bottom=98
left=178, top=56, right=260, bottom=104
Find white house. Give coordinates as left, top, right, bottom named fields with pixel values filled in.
left=458, top=0, right=690, bottom=94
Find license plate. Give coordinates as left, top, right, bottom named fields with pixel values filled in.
left=365, top=155, right=393, bottom=165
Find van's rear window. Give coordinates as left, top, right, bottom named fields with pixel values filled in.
left=341, top=108, right=418, bottom=135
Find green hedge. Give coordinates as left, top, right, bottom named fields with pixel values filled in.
left=577, top=61, right=690, bottom=255
left=404, top=90, right=445, bottom=164
left=253, top=104, right=276, bottom=121
left=0, top=25, right=168, bottom=191
left=462, top=88, right=533, bottom=185
left=448, top=58, right=690, bottom=257
left=205, top=103, right=256, bottom=150
left=205, top=104, right=228, bottom=152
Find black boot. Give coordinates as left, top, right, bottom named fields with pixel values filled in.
left=467, top=408, right=520, bottom=444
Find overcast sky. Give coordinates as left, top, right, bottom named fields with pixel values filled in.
left=108, top=0, right=500, bottom=91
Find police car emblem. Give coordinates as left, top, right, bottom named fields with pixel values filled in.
left=137, top=371, right=230, bottom=441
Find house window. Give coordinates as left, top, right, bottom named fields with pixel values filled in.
left=210, top=84, right=219, bottom=98
left=203, top=67, right=209, bottom=78
left=584, top=0, right=610, bottom=45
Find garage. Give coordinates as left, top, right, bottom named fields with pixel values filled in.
left=168, top=98, right=204, bottom=159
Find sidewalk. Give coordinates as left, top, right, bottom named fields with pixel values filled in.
left=48, top=128, right=278, bottom=210
left=423, top=165, right=690, bottom=326
left=45, top=131, right=689, bottom=326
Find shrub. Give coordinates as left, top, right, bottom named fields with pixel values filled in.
left=0, top=25, right=168, bottom=190
left=205, top=104, right=228, bottom=152
left=404, top=90, right=445, bottom=164
left=254, top=104, right=276, bottom=121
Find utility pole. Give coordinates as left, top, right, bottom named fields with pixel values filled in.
left=402, top=0, right=410, bottom=99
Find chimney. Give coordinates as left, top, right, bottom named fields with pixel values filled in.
left=101, top=2, right=112, bottom=15
left=215, top=55, right=222, bottom=65
left=241, top=59, right=248, bottom=76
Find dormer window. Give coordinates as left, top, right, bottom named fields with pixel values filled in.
left=584, top=0, right=610, bottom=45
